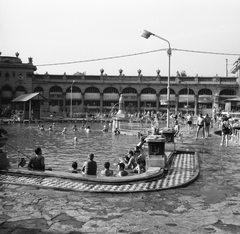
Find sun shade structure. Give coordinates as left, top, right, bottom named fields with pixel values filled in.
left=11, top=93, right=50, bottom=120
left=11, top=93, right=45, bottom=102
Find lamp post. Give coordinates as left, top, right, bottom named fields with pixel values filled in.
left=70, top=80, right=75, bottom=119
left=141, top=30, right=172, bottom=128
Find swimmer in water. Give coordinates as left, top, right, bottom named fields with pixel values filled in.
left=102, top=125, right=108, bottom=132
left=39, top=125, right=44, bottom=131
left=85, top=126, right=91, bottom=133
left=62, top=127, right=67, bottom=134
left=114, top=128, right=120, bottom=134
left=48, top=126, right=53, bottom=132
left=72, top=124, right=77, bottom=131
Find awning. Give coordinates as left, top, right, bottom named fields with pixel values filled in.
left=11, top=93, right=49, bottom=103
left=224, top=97, right=240, bottom=102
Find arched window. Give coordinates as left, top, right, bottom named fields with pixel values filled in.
left=103, top=87, right=118, bottom=93
left=34, top=87, right=44, bottom=92
left=141, top=88, right=156, bottom=94
left=15, top=86, right=26, bottom=92
left=179, top=88, right=195, bottom=95
left=2, top=85, right=12, bottom=91
left=49, top=86, right=63, bottom=93
left=219, top=89, right=236, bottom=96
left=122, top=87, right=137, bottom=93
left=198, top=89, right=212, bottom=95
left=159, top=88, right=175, bottom=94
left=85, top=87, right=100, bottom=93
left=66, top=86, right=81, bottom=93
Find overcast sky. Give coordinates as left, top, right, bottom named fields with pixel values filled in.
left=1, top=0, right=240, bottom=77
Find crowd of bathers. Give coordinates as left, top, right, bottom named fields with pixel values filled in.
left=24, top=121, right=147, bottom=177
left=25, top=143, right=147, bottom=178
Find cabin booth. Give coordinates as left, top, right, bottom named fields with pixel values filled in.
left=11, top=92, right=50, bottom=121
left=145, top=135, right=167, bottom=170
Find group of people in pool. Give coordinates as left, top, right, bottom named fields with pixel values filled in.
left=70, top=147, right=146, bottom=177
left=26, top=141, right=146, bottom=177
left=38, top=122, right=122, bottom=136
left=37, top=122, right=116, bottom=134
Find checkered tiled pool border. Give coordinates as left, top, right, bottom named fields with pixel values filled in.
left=0, top=153, right=199, bottom=193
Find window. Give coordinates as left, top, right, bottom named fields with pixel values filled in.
left=219, top=89, right=236, bottom=96
left=104, top=87, right=118, bottom=93
left=198, top=89, right=212, bottom=95
left=122, top=87, right=137, bottom=94
left=85, top=87, right=99, bottom=93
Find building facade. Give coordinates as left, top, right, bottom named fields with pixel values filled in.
left=1, top=53, right=240, bottom=118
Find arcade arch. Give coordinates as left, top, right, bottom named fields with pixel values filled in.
left=1, top=85, right=13, bottom=107
left=140, top=88, right=157, bottom=110
left=49, top=86, right=63, bottom=112
left=15, top=86, right=26, bottom=98
left=198, top=89, right=213, bottom=115
left=122, top=87, right=138, bottom=113
left=103, top=87, right=119, bottom=112
left=85, top=87, right=100, bottom=113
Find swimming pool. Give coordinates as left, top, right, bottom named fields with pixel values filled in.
left=3, top=122, right=140, bottom=173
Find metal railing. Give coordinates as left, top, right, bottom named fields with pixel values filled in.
left=119, top=122, right=152, bottom=135
left=5, top=142, right=31, bottom=167
left=231, top=129, right=240, bottom=145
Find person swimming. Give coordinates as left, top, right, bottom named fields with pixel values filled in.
left=48, top=126, right=53, bottom=132
left=72, top=124, right=77, bottom=131
left=39, top=125, right=44, bottom=131
left=114, top=128, right=120, bottom=134
left=62, top=127, right=67, bottom=134
left=102, top=125, right=108, bottom=132
left=85, top=126, right=91, bottom=133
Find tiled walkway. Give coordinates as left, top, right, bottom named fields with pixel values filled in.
left=0, top=152, right=199, bottom=193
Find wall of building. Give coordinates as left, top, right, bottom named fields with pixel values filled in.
left=0, top=54, right=239, bottom=118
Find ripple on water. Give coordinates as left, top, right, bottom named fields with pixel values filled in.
left=4, top=122, right=140, bottom=172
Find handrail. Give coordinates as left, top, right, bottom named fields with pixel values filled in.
left=5, top=142, right=31, bottom=159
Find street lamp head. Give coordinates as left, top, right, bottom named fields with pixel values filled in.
left=72, top=80, right=75, bottom=84
left=141, top=30, right=154, bottom=39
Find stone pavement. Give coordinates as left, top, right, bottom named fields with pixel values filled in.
left=1, top=126, right=240, bottom=233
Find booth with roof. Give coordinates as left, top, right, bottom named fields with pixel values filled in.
left=11, top=92, right=50, bottom=121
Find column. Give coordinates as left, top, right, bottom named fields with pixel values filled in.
left=43, top=89, right=49, bottom=114
left=175, top=94, right=179, bottom=114
left=62, top=92, right=66, bottom=113
left=213, top=94, right=219, bottom=111
left=137, top=93, right=140, bottom=112
left=156, top=93, right=159, bottom=111
left=194, top=95, right=198, bottom=115
left=100, top=93, right=103, bottom=113
left=81, top=92, right=85, bottom=112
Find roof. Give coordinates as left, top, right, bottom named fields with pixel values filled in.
left=11, top=93, right=45, bottom=102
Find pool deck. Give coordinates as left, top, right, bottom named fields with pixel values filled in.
left=2, top=125, right=240, bottom=233
left=0, top=151, right=199, bottom=193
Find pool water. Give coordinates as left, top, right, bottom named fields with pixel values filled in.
left=3, top=122, right=140, bottom=173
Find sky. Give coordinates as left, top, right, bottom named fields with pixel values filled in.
left=1, top=0, right=240, bottom=77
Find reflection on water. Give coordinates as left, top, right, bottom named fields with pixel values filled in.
left=4, top=122, right=140, bottom=172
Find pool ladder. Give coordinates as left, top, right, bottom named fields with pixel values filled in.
left=4, top=142, right=31, bottom=167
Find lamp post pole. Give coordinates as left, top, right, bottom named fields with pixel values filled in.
left=141, top=30, right=172, bottom=128
left=70, top=80, right=75, bottom=119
